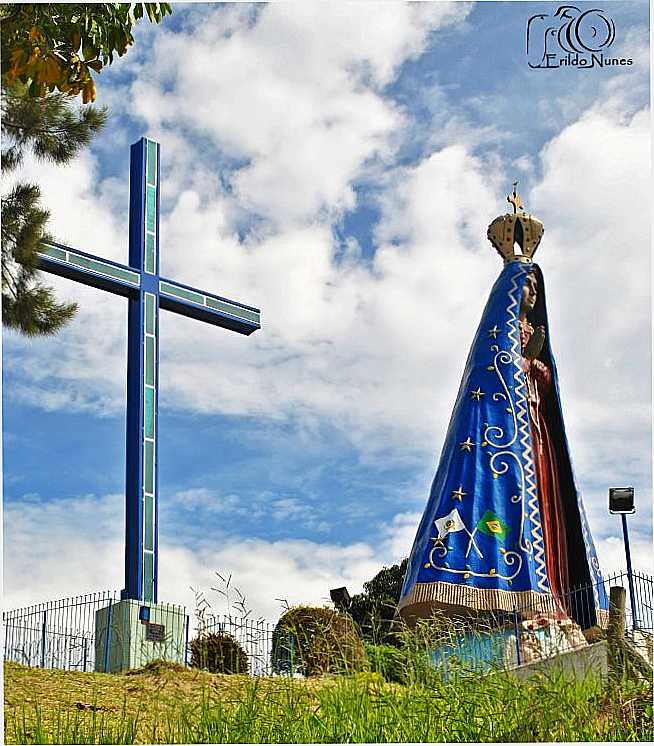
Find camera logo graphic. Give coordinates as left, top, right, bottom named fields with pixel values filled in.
left=527, top=6, right=619, bottom=69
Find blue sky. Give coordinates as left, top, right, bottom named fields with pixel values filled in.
left=3, top=1, right=651, bottom=619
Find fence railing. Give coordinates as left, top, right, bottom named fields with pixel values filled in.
left=3, top=590, right=118, bottom=671
left=3, top=569, right=652, bottom=677
left=194, top=614, right=276, bottom=676
left=622, top=570, right=653, bottom=631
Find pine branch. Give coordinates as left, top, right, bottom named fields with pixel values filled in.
left=0, top=91, right=94, bottom=336
left=2, top=179, right=77, bottom=335
left=2, top=118, right=107, bottom=135
left=1, top=88, right=108, bottom=171
left=3, top=282, right=78, bottom=336
left=2, top=182, right=49, bottom=269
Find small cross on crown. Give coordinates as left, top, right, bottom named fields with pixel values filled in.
left=486, top=181, right=544, bottom=264
left=507, top=182, right=524, bottom=214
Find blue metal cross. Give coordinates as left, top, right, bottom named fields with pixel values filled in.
left=36, top=138, right=261, bottom=604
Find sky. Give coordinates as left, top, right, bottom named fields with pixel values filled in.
left=2, top=0, right=651, bottom=622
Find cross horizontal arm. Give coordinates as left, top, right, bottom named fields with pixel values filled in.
left=38, top=241, right=140, bottom=298
left=159, top=277, right=260, bottom=335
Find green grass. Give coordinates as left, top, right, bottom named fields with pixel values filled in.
left=5, top=659, right=653, bottom=743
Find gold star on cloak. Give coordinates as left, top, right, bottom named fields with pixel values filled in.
left=451, top=486, right=466, bottom=501
left=470, top=387, right=485, bottom=401
left=488, top=325, right=500, bottom=338
left=459, top=437, right=475, bottom=452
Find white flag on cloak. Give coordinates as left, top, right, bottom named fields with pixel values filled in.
left=433, top=508, right=466, bottom=540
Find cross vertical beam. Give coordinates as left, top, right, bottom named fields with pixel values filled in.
left=124, top=139, right=161, bottom=603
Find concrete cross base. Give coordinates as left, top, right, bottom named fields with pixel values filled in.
left=94, top=599, right=188, bottom=673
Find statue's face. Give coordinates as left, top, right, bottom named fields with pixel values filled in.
left=521, top=273, right=538, bottom=313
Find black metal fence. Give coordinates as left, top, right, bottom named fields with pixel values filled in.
left=622, top=570, right=653, bottom=631
left=3, top=590, right=118, bottom=671
left=3, top=569, right=652, bottom=676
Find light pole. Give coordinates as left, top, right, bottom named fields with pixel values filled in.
left=609, top=487, right=637, bottom=629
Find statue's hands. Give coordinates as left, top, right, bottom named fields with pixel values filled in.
left=524, top=325, right=545, bottom=360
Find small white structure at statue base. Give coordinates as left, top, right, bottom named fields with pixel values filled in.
left=94, top=599, right=188, bottom=673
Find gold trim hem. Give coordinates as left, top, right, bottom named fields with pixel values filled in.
left=399, top=582, right=609, bottom=629
left=401, top=581, right=554, bottom=618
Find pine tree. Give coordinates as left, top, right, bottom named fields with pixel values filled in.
left=1, top=88, right=107, bottom=335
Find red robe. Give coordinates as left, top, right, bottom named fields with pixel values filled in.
left=520, top=320, right=570, bottom=603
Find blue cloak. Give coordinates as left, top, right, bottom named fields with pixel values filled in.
left=399, top=261, right=607, bottom=628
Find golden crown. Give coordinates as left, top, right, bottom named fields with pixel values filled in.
left=487, top=183, right=544, bottom=263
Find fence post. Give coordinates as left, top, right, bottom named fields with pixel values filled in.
left=40, top=611, right=47, bottom=669
left=607, top=585, right=626, bottom=679
left=83, top=637, right=88, bottom=672
left=512, top=608, right=522, bottom=666
left=184, top=614, right=190, bottom=667
left=103, top=600, right=114, bottom=674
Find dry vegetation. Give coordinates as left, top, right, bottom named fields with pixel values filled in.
left=4, top=660, right=353, bottom=744
left=4, top=655, right=653, bottom=743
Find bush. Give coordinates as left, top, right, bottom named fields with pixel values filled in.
left=364, top=642, right=407, bottom=683
left=272, top=606, right=366, bottom=676
left=189, top=631, right=248, bottom=674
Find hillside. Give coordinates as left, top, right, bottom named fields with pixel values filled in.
left=4, top=660, right=652, bottom=743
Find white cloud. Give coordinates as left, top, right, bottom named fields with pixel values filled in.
left=166, top=487, right=331, bottom=534
left=3, top=147, right=129, bottom=415
left=2, top=492, right=403, bottom=620
left=596, top=533, right=653, bottom=579
left=123, top=2, right=470, bottom=227
left=2, top=493, right=125, bottom=607
left=3, top=493, right=650, bottom=625
left=530, top=105, right=651, bottom=487
left=379, top=511, right=422, bottom=562
left=173, top=488, right=242, bottom=514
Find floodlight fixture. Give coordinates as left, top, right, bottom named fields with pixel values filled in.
left=330, top=586, right=351, bottom=610
left=609, top=487, right=635, bottom=515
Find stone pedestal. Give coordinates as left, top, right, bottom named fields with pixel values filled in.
left=94, top=599, right=188, bottom=673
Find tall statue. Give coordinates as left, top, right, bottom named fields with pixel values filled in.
left=399, top=187, right=607, bottom=630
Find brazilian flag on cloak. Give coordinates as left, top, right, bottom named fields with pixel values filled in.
left=398, top=260, right=608, bottom=629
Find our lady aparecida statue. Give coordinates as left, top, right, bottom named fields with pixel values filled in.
left=399, top=186, right=607, bottom=630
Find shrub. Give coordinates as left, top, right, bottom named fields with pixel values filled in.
left=189, top=631, right=248, bottom=674
left=364, top=642, right=407, bottom=683
left=272, top=606, right=366, bottom=676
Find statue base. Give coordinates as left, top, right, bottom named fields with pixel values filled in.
left=94, top=599, right=188, bottom=673
left=430, top=613, right=588, bottom=677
